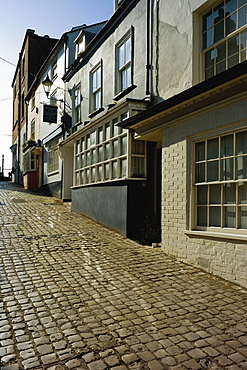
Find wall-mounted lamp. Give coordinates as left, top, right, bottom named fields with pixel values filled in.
left=42, top=74, right=53, bottom=98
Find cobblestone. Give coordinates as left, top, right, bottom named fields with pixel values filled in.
left=0, top=181, right=247, bottom=369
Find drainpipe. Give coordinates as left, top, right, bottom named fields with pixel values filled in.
left=146, top=0, right=151, bottom=98
left=17, top=53, right=21, bottom=184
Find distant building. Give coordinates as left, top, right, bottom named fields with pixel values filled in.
left=24, top=23, right=106, bottom=197
left=11, top=29, right=58, bottom=185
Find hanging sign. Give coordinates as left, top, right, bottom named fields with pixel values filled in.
left=43, top=104, right=58, bottom=123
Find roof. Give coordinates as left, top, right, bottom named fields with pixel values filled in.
left=63, top=0, right=140, bottom=81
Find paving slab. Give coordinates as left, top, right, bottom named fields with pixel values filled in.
left=0, top=181, right=247, bottom=369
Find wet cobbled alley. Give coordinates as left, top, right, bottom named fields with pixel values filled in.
left=0, top=181, right=247, bottom=370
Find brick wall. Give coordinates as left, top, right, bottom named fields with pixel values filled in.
left=161, top=97, right=247, bottom=288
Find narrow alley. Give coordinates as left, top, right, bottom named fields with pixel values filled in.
left=0, top=182, right=247, bottom=370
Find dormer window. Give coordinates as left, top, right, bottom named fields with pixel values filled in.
left=114, top=0, right=124, bottom=10
left=75, top=31, right=96, bottom=58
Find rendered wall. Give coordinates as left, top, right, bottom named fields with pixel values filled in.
left=72, top=185, right=128, bottom=236
left=161, top=97, right=247, bottom=288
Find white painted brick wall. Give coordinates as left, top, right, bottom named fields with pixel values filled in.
left=161, top=98, right=247, bottom=289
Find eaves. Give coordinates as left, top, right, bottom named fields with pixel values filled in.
left=118, top=61, right=247, bottom=137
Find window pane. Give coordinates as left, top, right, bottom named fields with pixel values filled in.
left=80, top=138, right=84, bottom=152
left=207, top=160, right=219, bottom=181
left=236, top=130, right=247, bottom=154
left=118, top=43, right=125, bottom=69
left=204, top=29, right=213, bottom=48
left=113, top=119, right=119, bottom=136
left=228, top=34, right=239, bottom=56
left=126, top=38, right=131, bottom=62
left=97, top=165, right=103, bottom=181
left=236, top=156, right=247, bottom=179
left=209, top=206, right=221, bottom=226
left=75, top=156, right=80, bottom=170
left=205, top=49, right=215, bottom=68
left=197, top=206, right=207, bottom=226
left=120, top=136, right=127, bottom=156
left=105, top=123, right=111, bottom=140
left=85, top=169, right=89, bottom=183
left=86, top=151, right=90, bottom=166
left=216, top=42, right=226, bottom=61
left=224, top=183, right=236, bottom=204
left=239, top=5, right=247, bottom=28
left=203, top=11, right=213, bottom=30
left=238, top=182, right=247, bottom=203
left=85, top=135, right=90, bottom=150
left=221, top=158, right=234, bottom=180
left=196, top=142, right=205, bottom=161
left=113, top=140, right=118, bottom=157
left=132, top=140, right=145, bottom=154
left=205, top=66, right=214, bottom=79
left=91, top=167, right=95, bottom=182
left=239, top=0, right=247, bottom=7
left=112, top=161, right=118, bottom=179
left=214, top=20, right=224, bottom=42
left=81, top=154, right=84, bottom=167
left=226, top=13, right=237, bottom=35
left=209, top=184, right=221, bottom=204
left=105, top=143, right=110, bottom=160
left=104, top=163, right=110, bottom=180
left=216, top=60, right=226, bottom=73
left=91, top=149, right=96, bottom=164
left=195, top=162, right=205, bottom=182
left=207, top=138, right=218, bottom=159
left=221, top=134, right=233, bottom=157
left=98, top=127, right=103, bottom=143
left=228, top=53, right=239, bottom=67
left=120, top=158, right=127, bottom=177
left=226, top=0, right=237, bottom=14
left=98, top=146, right=103, bottom=162
left=224, top=206, right=236, bottom=227
left=91, top=131, right=96, bottom=147
left=239, top=206, right=247, bottom=228
left=197, top=185, right=208, bottom=205
left=131, top=157, right=145, bottom=177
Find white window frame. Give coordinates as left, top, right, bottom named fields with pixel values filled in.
left=23, top=150, right=36, bottom=174
left=90, top=62, right=102, bottom=113
left=202, top=0, right=247, bottom=79
left=73, top=85, right=81, bottom=125
left=116, top=29, right=133, bottom=95
left=47, top=139, right=59, bottom=175
left=74, top=112, right=147, bottom=187
left=191, top=127, right=247, bottom=236
left=30, top=119, right=35, bottom=140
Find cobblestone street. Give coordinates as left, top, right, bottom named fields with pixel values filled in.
left=0, top=181, right=247, bottom=370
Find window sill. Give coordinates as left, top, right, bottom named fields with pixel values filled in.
left=88, top=107, right=104, bottom=119
left=113, top=84, right=137, bottom=101
left=184, top=229, right=247, bottom=242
